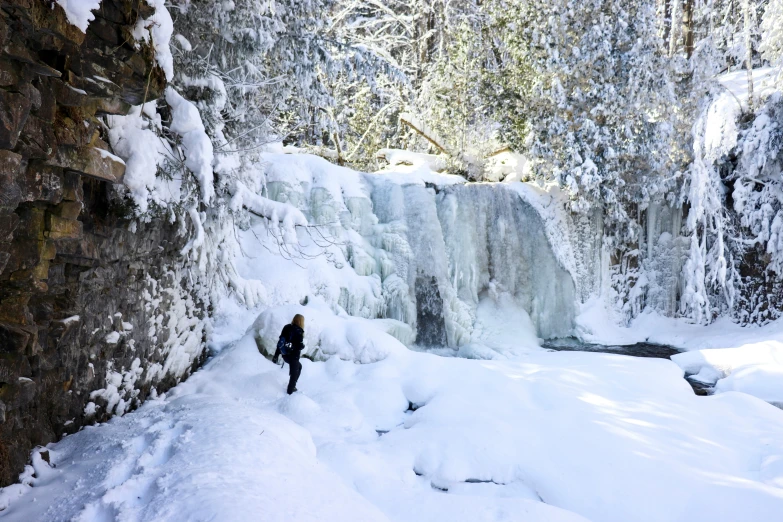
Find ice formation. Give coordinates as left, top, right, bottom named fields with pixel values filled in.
left=246, top=152, right=577, bottom=353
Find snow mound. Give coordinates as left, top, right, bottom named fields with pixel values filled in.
left=486, top=149, right=530, bottom=183
left=251, top=299, right=407, bottom=364
left=0, top=338, right=388, bottom=522
left=716, top=365, right=783, bottom=404
left=466, top=290, right=541, bottom=358
left=377, top=148, right=448, bottom=172
left=718, top=67, right=780, bottom=111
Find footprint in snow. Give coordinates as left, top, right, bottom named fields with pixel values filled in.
left=75, top=420, right=189, bottom=521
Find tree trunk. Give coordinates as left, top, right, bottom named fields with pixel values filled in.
left=661, top=0, right=672, bottom=43
left=682, top=0, right=694, bottom=58
left=668, top=0, right=680, bottom=56
left=415, top=4, right=438, bottom=85
left=744, top=0, right=754, bottom=111
left=399, top=115, right=450, bottom=155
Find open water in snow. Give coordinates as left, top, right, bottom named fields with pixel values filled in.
left=542, top=338, right=713, bottom=396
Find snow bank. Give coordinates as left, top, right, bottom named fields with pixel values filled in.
left=575, top=296, right=651, bottom=345
left=0, top=338, right=390, bottom=522
left=486, top=149, right=530, bottom=182
left=374, top=151, right=466, bottom=187
left=716, top=365, right=783, bottom=403
left=377, top=148, right=448, bottom=172
left=578, top=306, right=783, bottom=404
left=672, top=339, right=783, bottom=403
left=56, top=0, right=101, bottom=32
left=673, top=342, right=783, bottom=376
left=577, top=301, right=783, bottom=348
left=718, top=67, right=780, bottom=111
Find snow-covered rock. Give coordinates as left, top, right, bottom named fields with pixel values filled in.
left=672, top=335, right=783, bottom=403
left=56, top=0, right=102, bottom=32
left=251, top=299, right=407, bottom=364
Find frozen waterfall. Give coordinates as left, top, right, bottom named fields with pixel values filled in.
left=370, top=180, right=577, bottom=343
left=254, top=153, right=578, bottom=350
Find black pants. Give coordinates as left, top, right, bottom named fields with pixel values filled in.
left=282, top=354, right=301, bottom=394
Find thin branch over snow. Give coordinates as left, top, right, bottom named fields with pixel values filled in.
left=229, top=182, right=308, bottom=245
left=399, top=112, right=451, bottom=155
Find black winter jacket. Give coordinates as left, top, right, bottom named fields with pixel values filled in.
left=277, top=323, right=305, bottom=358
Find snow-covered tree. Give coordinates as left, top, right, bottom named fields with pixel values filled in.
left=326, top=0, right=490, bottom=171
left=760, top=0, right=783, bottom=73
left=142, top=0, right=783, bottom=326
left=671, top=0, right=783, bottom=324
left=487, top=0, right=678, bottom=227
left=407, top=4, right=499, bottom=177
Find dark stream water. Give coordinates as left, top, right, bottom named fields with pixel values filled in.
left=542, top=338, right=712, bottom=396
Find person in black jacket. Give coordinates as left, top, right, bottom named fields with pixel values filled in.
left=272, top=314, right=305, bottom=394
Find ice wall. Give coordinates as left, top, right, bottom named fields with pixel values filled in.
left=434, top=184, right=576, bottom=340
left=640, top=201, right=685, bottom=317
left=255, top=154, right=577, bottom=346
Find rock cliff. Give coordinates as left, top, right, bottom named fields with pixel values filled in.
left=0, top=0, right=205, bottom=485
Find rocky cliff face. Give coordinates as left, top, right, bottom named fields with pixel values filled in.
left=0, top=0, right=206, bottom=486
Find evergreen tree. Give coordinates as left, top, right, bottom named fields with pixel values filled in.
left=486, top=0, right=678, bottom=231
left=760, top=0, right=783, bottom=73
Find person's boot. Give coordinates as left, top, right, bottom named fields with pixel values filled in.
left=287, top=387, right=298, bottom=395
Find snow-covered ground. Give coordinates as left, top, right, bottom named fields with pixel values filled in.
left=718, top=66, right=781, bottom=111
left=3, top=150, right=783, bottom=521
left=3, top=307, right=783, bottom=522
